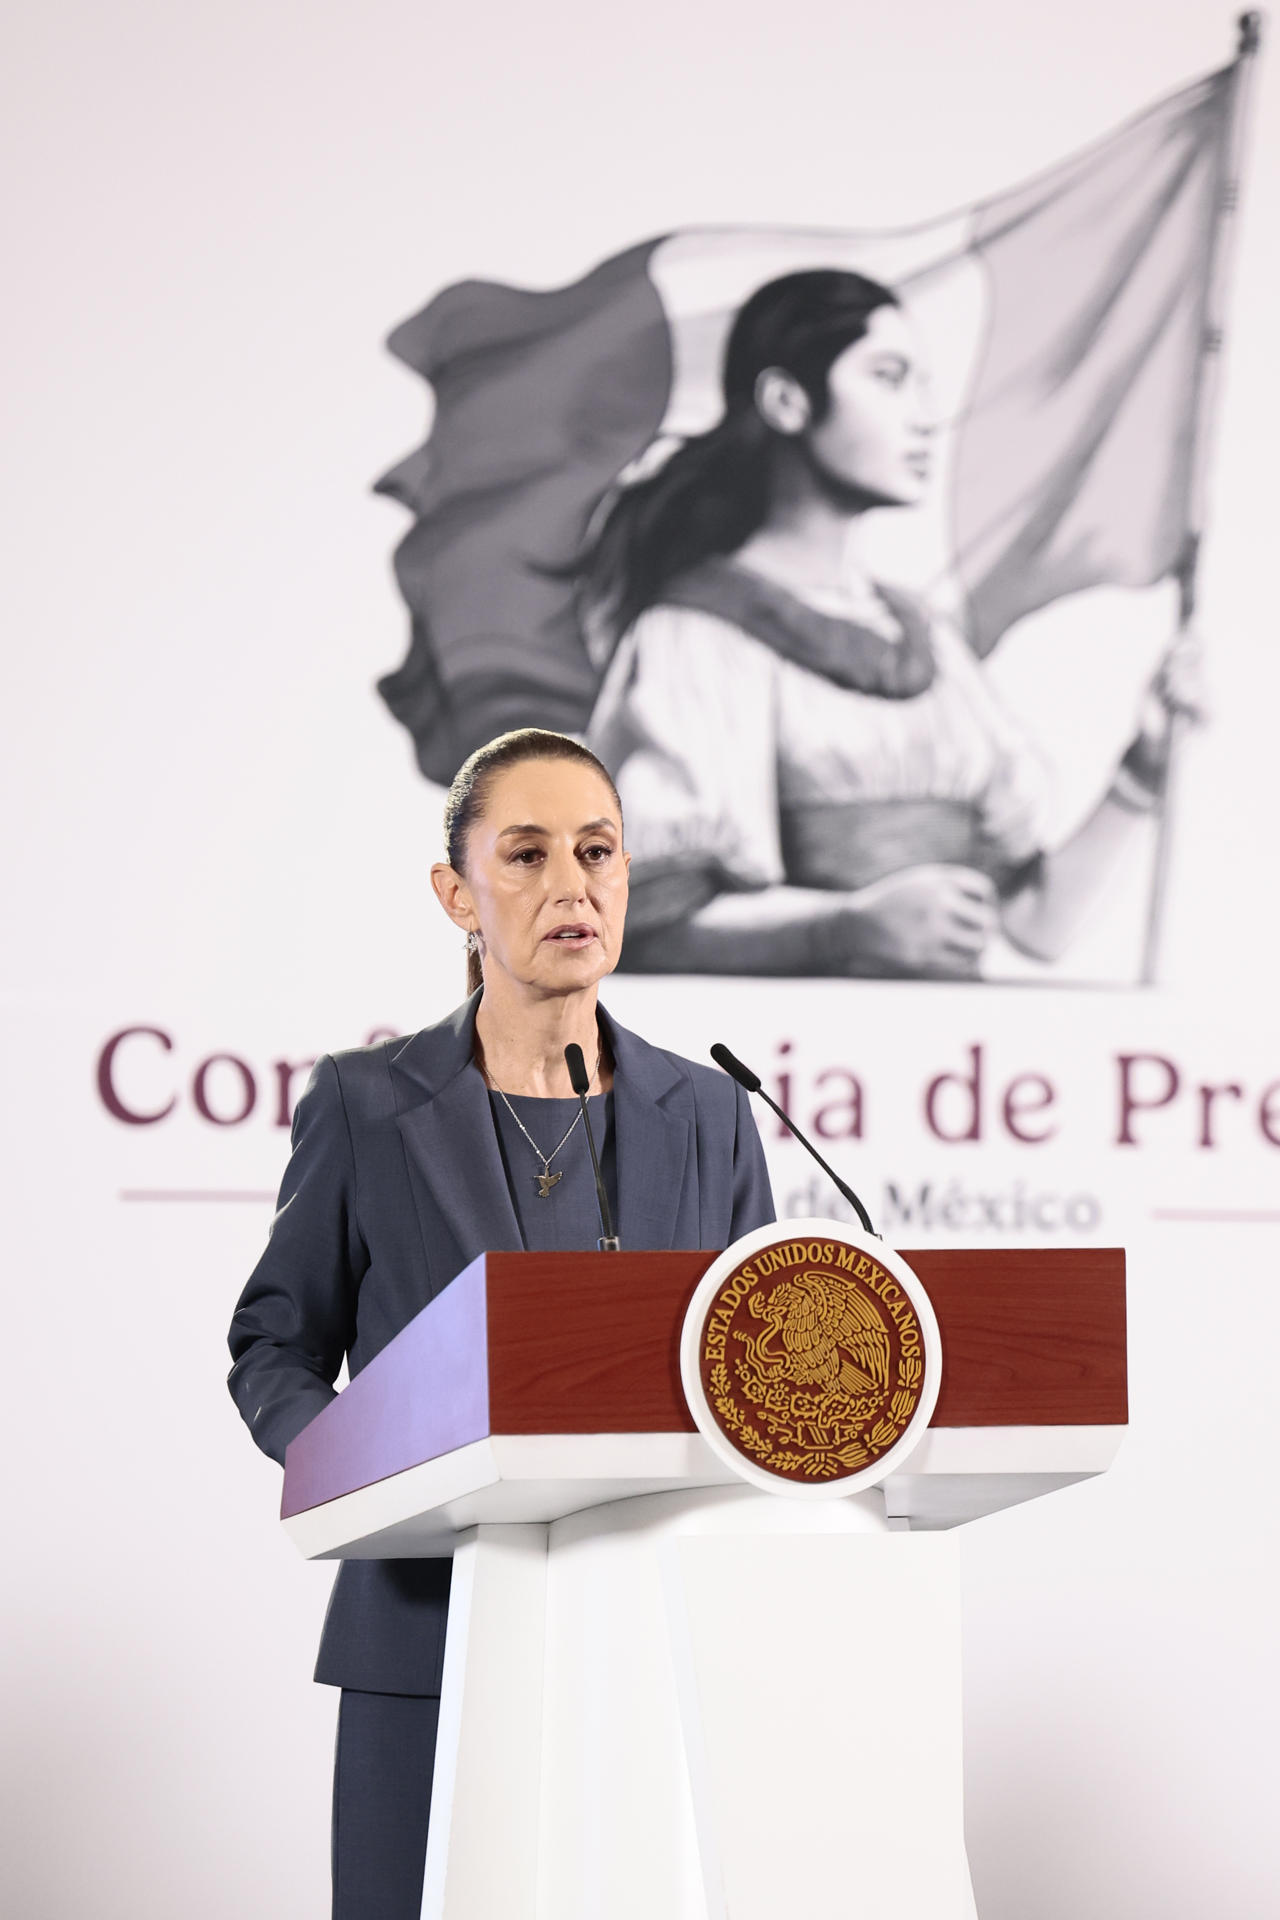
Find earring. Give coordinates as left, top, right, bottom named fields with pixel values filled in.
left=465, top=930, right=479, bottom=953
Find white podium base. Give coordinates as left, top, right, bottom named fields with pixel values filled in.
left=422, top=1485, right=979, bottom=1920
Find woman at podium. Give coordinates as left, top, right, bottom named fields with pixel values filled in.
left=227, top=726, right=775, bottom=1919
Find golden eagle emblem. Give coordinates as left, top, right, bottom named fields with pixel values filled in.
left=741, top=1269, right=891, bottom=1401
left=694, top=1235, right=928, bottom=1484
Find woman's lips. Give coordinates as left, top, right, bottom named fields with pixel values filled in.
left=544, top=925, right=596, bottom=945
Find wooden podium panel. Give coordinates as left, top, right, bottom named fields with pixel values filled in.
left=282, top=1246, right=1126, bottom=1554
left=915, top=1246, right=1126, bottom=1425
left=481, top=1245, right=1127, bottom=1432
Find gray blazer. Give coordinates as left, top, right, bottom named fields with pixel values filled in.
left=228, top=992, right=775, bottom=1693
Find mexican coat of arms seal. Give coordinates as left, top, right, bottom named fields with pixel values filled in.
left=680, top=1219, right=941, bottom=1497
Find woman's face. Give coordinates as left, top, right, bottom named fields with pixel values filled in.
left=440, top=758, right=630, bottom=1001
left=803, top=304, right=935, bottom=507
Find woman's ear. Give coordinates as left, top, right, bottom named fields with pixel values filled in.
left=430, top=862, right=476, bottom=934
left=754, top=367, right=812, bottom=436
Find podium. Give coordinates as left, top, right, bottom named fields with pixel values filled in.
left=283, top=1246, right=1126, bottom=1919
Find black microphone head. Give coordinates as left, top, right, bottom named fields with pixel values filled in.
left=564, top=1042, right=591, bottom=1097
left=710, top=1042, right=761, bottom=1094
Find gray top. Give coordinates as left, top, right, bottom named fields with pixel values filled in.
left=488, top=1091, right=617, bottom=1252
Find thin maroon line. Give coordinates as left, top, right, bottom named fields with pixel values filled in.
left=1151, top=1208, right=1280, bottom=1223
left=120, top=1190, right=276, bottom=1203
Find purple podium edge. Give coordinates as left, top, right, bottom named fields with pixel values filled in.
left=281, top=1252, right=491, bottom=1519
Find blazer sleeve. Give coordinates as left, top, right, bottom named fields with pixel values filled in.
left=226, top=1054, right=369, bottom=1465
left=730, top=1078, right=776, bottom=1238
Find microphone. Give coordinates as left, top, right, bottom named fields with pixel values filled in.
left=564, top=1043, right=621, bottom=1251
left=710, top=1042, right=878, bottom=1236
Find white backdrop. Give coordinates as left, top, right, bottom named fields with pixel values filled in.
left=3, top=1, right=1278, bottom=1914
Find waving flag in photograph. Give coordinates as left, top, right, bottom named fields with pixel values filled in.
left=378, top=23, right=1257, bottom=794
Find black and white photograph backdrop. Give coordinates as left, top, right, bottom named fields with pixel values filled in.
left=4, top=1, right=1278, bottom=1914
left=379, top=55, right=1241, bottom=986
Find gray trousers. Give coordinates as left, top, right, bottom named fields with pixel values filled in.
left=332, top=1690, right=440, bottom=1920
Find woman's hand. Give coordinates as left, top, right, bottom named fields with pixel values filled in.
left=1006, top=635, right=1211, bottom=963
left=1151, top=627, right=1209, bottom=718
left=623, top=867, right=999, bottom=977
left=1111, top=629, right=1209, bottom=809
left=1136, top=627, right=1209, bottom=748
left=832, top=864, right=999, bottom=977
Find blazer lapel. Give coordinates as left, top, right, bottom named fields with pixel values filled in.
left=387, top=995, right=698, bottom=1265
left=390, top=997, right=523, bottom=1272
left=604, top=1009, right=692, bottom=1251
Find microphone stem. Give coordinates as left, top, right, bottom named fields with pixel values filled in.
left=577, top=1088, right=619, bottom=1252
left=754, top=1089, right=877, bottom=1237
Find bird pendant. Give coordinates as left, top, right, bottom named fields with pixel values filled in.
left=536, top=1169, right=564, bottom=1198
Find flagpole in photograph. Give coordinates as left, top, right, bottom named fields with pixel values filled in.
left=1141, top=10, right=1264, bottom=985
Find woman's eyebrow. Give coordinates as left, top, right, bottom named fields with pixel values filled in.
left=496, top=817, right=617, bottom=839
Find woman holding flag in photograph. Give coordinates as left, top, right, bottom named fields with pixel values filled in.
left=581, top=268, right=1198, bottom=978
left=378, top=30, right=1249, bottom=982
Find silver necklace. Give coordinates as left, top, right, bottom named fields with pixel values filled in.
left=485, top=1051, right=601, bottom=1197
